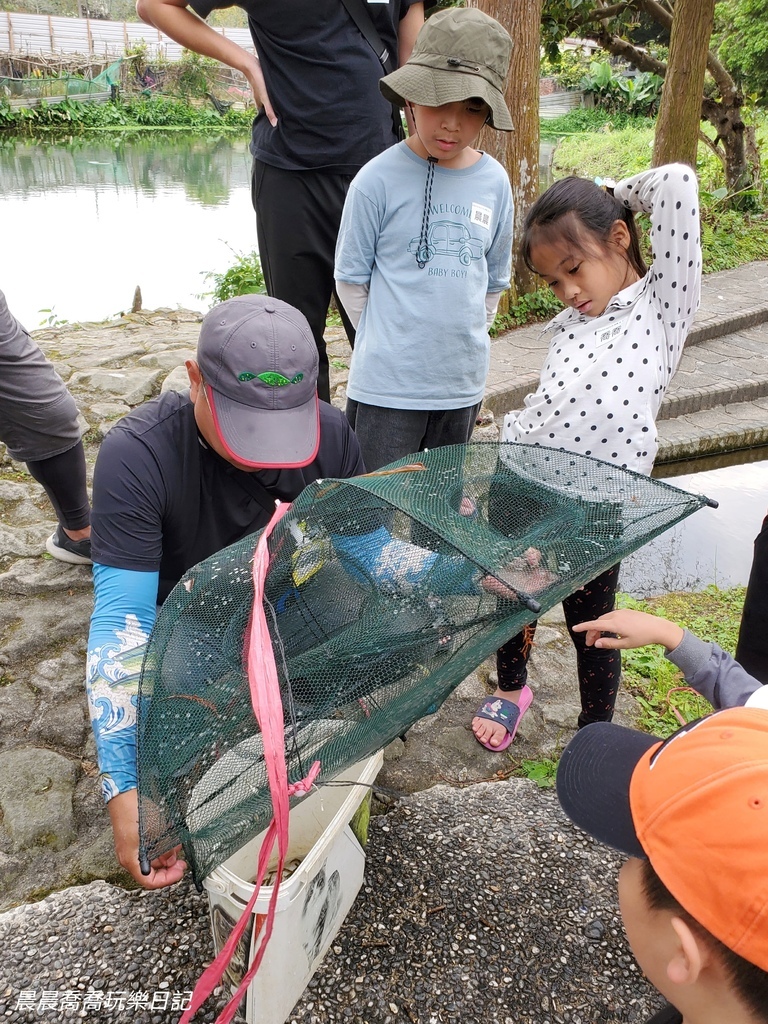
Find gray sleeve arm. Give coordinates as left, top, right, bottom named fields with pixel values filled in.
left=665, top=629, right=763, bottom=709
left=335, top=280, right=369, bottom=330
left=485, top=292, right=502, bottom=328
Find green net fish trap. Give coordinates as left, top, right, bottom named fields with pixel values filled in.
left=137, top=442, right=715, bottom=886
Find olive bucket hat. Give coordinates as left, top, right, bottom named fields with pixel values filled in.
left=380, top=7, right=514, bottom=131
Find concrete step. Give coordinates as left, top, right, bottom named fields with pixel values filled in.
left=657, top=394, right=768, bottom=464
left=656, top=320, right=768, bottom=463
left=659, top=322, right=768, bottom=420
left=486, top=321, right=768, bottom=429
left=686, top=299, right=768, bottom=347
left=657, top=322, right=768, bottom=462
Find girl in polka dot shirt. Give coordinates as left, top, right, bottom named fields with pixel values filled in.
left=473, top=163, right=701, bottom=750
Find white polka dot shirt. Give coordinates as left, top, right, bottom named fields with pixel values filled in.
left=502, top=164, right=701, bottom=475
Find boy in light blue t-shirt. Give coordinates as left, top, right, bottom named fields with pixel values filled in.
left=334, top=8, right=514, bottom=472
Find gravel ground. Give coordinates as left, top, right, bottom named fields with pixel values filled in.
left=1, top=779, right=664, bottom=1024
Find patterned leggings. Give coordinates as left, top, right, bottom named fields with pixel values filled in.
left=496, top=563, right=622, bottom=728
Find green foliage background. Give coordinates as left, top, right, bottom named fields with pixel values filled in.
left=0, top=94, right=253, bottom=132
left=714, top=0, right=768, bottom=103
left=544, top=109, right=768, bottom=274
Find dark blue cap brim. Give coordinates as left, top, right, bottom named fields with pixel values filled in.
left=556, top=721, right=658, bottom=858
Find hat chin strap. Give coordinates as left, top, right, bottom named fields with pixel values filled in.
left=407, top=103, right=441, bottom=167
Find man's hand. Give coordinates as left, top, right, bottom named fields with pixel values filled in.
left=242, top=52, right=276, bottom=126
left=572, top=609, right=684, bottom=652
left=135, top=0, right=276, bottom=123
left=108, top=789, right=187, bottom=889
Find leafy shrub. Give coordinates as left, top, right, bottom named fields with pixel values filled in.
left=0, top=94, right=253, bottom=132
left=201, top=249, right=266, bottom=305
left=540, top=48, right=593, bottom=91
left=490, top=287, right=563, bottom=335
left=714, top=0, right=768, bottom=104
left=579, top=60, right=663, bottom=117
left=174, top=51, right=221, bottom=100
left=699, top=206, right=768, bottom=273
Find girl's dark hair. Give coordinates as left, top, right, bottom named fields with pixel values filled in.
left=522, top=176, right=647, bottom=279
left=641, top=860, right=768, bottom=1023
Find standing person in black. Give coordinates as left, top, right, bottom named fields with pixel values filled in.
left=135, top=0, right=424, bottom=403
left=735, top=510, right=768, bottom=684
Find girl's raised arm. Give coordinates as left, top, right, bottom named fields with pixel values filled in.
left=615, top=164, right=702, bottom=366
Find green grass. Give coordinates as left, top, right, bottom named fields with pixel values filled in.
left=541, top=108, right=657, bottom=137
left=550, top=121, right=655, bottom=180
left=616, top=586, right=746, bottom=737
left=510, top=585, right=746, bottom=786
left=547, top=108, right=767, bottom=190
left=513, top=756, right=559, bottom=788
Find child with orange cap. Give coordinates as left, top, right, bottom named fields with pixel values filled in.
left=559, top=607, right=768, bottom=1024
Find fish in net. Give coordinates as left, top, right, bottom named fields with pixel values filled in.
left=137, top=442, right=713, bottom=884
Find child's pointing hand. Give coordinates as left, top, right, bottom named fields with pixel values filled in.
left=573, top=608, right=684, bottom=652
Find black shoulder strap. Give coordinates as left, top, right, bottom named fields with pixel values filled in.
left=232, top=471, right=280, bottom=516
left=217, top=460, right=279, bottom=516
left=339, top=0, right=396, bottom=74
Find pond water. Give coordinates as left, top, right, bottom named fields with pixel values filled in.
left=621, top=450, right=767, bottom=597
left=2, top=132, right=559, bottom=330
left=0, top=133, right=254, bottom=328
left=1, top=131, right=763, bottom=597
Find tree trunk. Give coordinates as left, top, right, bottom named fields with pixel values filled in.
left=652, top=0, right=715, bottom=168
left=471, top=0, right=542, bottom=301
left=702, top=95, right=760, bottom=199
left=585, top=1, right=760, bottom=201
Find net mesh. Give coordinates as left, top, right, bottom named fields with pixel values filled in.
left=0, top=60, right=121, bottom=101
left=137, top=442, right=709, bottom=883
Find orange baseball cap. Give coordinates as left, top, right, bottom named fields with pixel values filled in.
left=557, top=707, right=768, bottom=971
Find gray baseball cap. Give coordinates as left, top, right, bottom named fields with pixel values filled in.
left=197, top=294, right=320, bottom=469
left=380, top=7, right=513, bottom=132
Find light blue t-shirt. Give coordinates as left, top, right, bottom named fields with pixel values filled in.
left=335, top=141, right=513, bottom=410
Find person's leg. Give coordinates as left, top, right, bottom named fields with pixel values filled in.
left=421, top=404, right=481, bottom=450
left=472, top=623, right=537, bottom=748
left=405, top=403, right=483, bottom=554
left=26, top=440, right=90, bottom=534
left=252, top=160, right=353, bottom=404
left=562, top=563, right=622, bottom=728
left=735, top=511, right=768, bottom=684
left=497, top=624, right=537, bottom=692
left=0, top=290, right=90, bottom=561
left=350, top=403, right=430, bottom=473
left=345, top=397, right=359, bottom=431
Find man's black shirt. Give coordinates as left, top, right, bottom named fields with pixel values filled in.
left=91, top=390, right=365, bottom=603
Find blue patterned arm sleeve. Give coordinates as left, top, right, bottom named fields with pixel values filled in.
left=86, top=563, right=159, bottom=802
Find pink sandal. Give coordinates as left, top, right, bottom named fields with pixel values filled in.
left=474, top=685, right=533, bottom=751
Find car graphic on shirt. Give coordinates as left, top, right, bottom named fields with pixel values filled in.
left=407, top=220, right=485, bottom=266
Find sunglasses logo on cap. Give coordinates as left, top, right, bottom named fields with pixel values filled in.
left=238, top=371, right=305, bottom=386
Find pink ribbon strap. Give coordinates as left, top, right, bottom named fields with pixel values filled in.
left=181, top=503, right=321, bottom=1024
